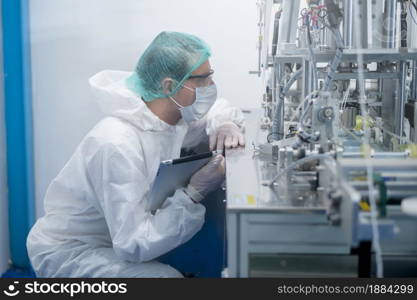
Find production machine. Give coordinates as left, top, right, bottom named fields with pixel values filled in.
left=224, top=0, right=417, bottom=278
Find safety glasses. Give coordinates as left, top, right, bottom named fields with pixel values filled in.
left=187, top=69, right=214, bottom=87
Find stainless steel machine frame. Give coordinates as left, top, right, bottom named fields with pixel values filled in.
left=225, top=0, right=417, bottom=278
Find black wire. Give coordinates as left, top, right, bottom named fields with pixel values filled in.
left=267, top=133, right=273, bottom=143
left=412, top=0, right=417, bottom=12
left=409, top=0, right=417, bottom=25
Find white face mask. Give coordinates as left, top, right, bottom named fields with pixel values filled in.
left=169, top=84, right=217, bottom=123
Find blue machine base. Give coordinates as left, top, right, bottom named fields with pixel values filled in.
left=2, top=267, right=36, bottom=278
left=159, top=190, right=226, bottom=278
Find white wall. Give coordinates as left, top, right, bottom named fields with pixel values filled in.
left=30, top=0, right=263, bottom=217
left=0, top=6, right=10, bottom=272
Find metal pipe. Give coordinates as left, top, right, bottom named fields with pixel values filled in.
left=408, top=1, right=417, bottom=48
left=278, top=0, right=300, bottom=47
left=395, top=61, right=408, bottom=139
left=351, top=182, right=417, bottom=190
left=355, top=0, right=368, bottom=48
left=414, top=96, right=417, bottom=143
left=371, top=0, right=384, bottom=48
left=271, top=63, right=283, bottom=140
left=378, top=172, right=417, bottom=181
left=354, top=189, right=417, bottom=200
left=340, top=159, right=417, bottom=171
left=413, top=61, right=417, bottom=143
left=343, top=0, right=368, bottom=48
left=383, top=0, right=398, bottom=49
left=411, top=60, right=417, bottom=100
left=343, top=0, right=354, bottom=48
left=351, top=182, right=417, bottom=200
left=342, top=151, right=409, bottom=159
left=412, top=60, right=417, bottom=100
left=271, top=10, right=282, bottom=57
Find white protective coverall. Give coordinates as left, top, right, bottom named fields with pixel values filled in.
left=27, top=70, right=244, bottom=278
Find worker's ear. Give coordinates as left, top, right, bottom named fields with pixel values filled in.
left=162, top=78, right=175, bottom=95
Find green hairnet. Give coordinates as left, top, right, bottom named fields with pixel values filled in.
left=126, top=31, right=211, bottom=102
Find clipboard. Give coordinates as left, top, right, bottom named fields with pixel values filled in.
left=146, top=152, right=214, bottom=212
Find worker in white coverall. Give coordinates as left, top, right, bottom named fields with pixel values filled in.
left=27, top=31, right=245, bottom=277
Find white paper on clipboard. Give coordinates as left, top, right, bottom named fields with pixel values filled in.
left=146, top=157, right=211, bottom=212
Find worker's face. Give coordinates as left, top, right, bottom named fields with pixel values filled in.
left=172, top=60, right=215, bottom=107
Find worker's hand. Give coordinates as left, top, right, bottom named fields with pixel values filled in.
left=185, top=155, right=225, bottom=202
left=209, top=122, right=245, bottom=152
